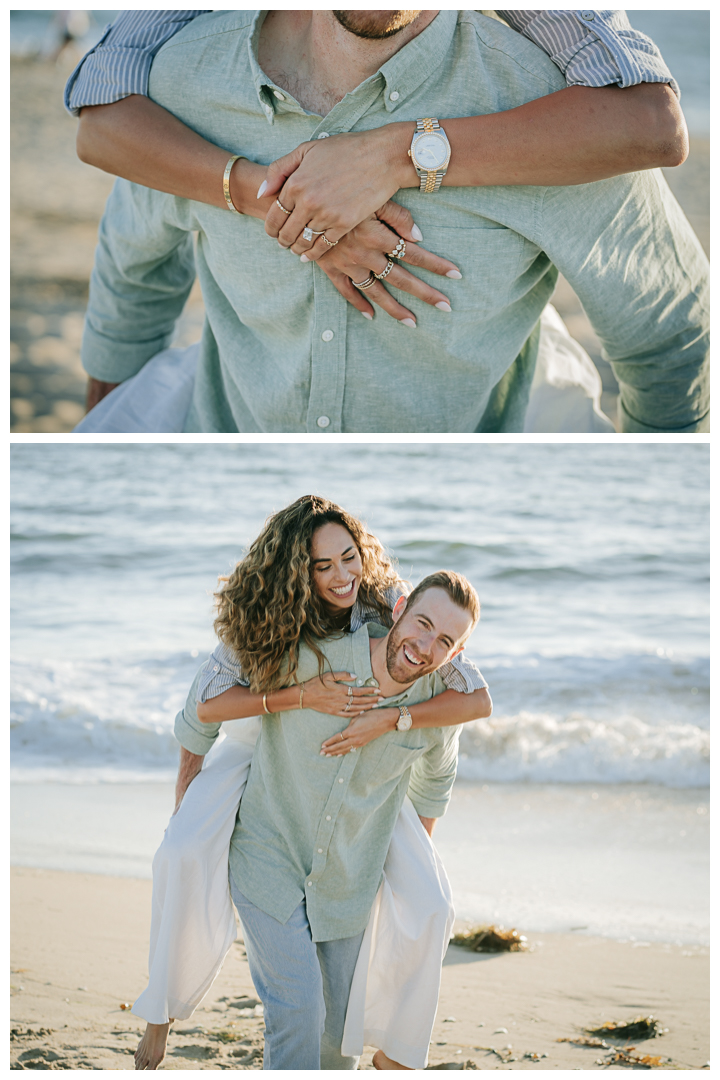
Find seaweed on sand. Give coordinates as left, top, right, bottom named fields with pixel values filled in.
left=451, top=925, right=528, bottom=952
left=586, top=1017, right=667, bottom=1040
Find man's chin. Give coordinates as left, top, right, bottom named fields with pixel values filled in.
left=332, top=10, right=422, bottom=40
left=387, top=651, right=430, bottom=683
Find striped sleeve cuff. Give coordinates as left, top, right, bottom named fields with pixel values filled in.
left=64, top=10, right=210, bottom=116
left=438, top=654, right=488, bottom=694
left=497, top=10, right=679, bottom=97
left=197, top=643, right=250, bottom=704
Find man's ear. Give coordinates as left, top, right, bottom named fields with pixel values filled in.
left=391, top=595, right=407, bottom=624
left=448, top=645, right=464, bottom=661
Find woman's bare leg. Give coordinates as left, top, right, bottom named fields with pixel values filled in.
left=373, top=1049, right=411, bottom=1070
left=134, top=1021, right=173, bottom=1070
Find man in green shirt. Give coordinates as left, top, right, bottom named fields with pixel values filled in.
left=81, top=10, right=708, bottom=433
left=175, top=571, right=480, bottom=1069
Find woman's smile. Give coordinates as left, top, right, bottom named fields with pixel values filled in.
left=311, top=522, right=363, bottom=613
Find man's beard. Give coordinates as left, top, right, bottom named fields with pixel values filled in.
left=332, top=10, right=423, bottom=40
left=385, top=619, right=432, bottom=684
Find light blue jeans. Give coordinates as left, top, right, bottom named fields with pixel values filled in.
left=230, top=874, right=364, bottom=1070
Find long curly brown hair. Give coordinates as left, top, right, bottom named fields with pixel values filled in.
left=214, top=496, right=404, bottom=693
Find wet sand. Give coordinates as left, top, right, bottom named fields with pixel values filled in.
left=10, top=867, right=709, bottom=1070
left=10, top=57, right=710, bottom=433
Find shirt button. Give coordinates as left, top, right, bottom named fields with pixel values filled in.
left=317, top=416, right=331, bottom=428
left=326, top=815, right=332, bottom=821
left=321, top=329, right=334, bottom=342
left=338, top=777, right=344, bottom=783
left=273, top=90, right=285, bottom=100
left=318, top=132, right=330, bottom=139
left=317, top=848, right=323, bottom=853
left=581, top=10, right=595, bottom=20
left=389, top=91, right=400, bottom=101
left=307, top=880, right=313, bottom=886
left=213, top=665, right=219, bottom=672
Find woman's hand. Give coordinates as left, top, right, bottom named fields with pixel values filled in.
left=260, top=124, right=417, bottom=248
left=298, top=202, right=462, bottom=326
left=302, top=672, right=382, bottom=717
left=320, top=707, right=399, bottom=756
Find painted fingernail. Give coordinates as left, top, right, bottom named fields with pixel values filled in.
left=446, top=269, right=462, bottom=279
left=361, top=312, right=373, bottom=320
left=300, top=253, right=309, bottom=262
left=320, top=751, right=327, bottom=756
left=435, top=301, right=452, bottom=312
left=411, top=225, right=423, bottom=241
left=349, top=674, right=357, bottom=678
left=256, top=181, right=268, bottom=199
left=400, top=318, right=416, bottom=328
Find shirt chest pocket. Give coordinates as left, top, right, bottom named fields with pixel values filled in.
left=372, top=740, right=426, bottom=783
left=417, top=225, right=541, bottom=317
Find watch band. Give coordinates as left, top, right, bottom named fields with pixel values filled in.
left=396, top=705, right=413, bottom=731
left=414, top=118, right=447, bottom=194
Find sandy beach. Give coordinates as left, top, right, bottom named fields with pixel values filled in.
left=10, top=867, right=709, bottom=1070
left=10, top=56, right=710, bottom=433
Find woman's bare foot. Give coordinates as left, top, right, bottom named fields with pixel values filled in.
left=134, top=1021, right=173, bottom=1070
left=373, top=1049, right=411, bottom=1070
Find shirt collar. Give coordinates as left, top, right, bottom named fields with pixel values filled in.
left=247, top=9, right=459, bottom=123
left=375, top=10, right=459, bottom=113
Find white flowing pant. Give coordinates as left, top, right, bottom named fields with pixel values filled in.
left=132, top=719, right=454, bottom=1069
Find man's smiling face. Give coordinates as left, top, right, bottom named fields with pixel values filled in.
left=385, top=587, right=473, bottom=684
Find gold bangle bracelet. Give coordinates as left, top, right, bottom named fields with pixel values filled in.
left=262, top=693, right=270, bottom=714
left=223, top=154, right=244, bottom=214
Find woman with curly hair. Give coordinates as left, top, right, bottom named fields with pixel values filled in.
left=133, top=495, right=491, bottom=1070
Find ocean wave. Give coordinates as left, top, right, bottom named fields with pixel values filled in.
left=457, top=712, right=709, bottom=788
left=11, top=649, right=709, bottom=788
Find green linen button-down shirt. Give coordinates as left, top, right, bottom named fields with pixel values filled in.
left=175, top=624, right=460, bottom=941
left=81, top=10, right=709, bottom=432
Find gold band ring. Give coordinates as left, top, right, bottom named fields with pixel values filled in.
left=351, top=275, right=375, bottom=291
left=386, top=238, right=406, bottom=259
left=276, top=198, right=292, bottom=215
left=321, top=234, right=339, bottom=248
left=374, top=259, right=394, bottom=282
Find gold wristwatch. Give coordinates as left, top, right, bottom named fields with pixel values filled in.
left=408, top=118, right=451, bottom=193
left=396, top=706, right=413, bottom=731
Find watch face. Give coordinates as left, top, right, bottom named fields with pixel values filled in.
left=414, top=132, right=448, bottom=170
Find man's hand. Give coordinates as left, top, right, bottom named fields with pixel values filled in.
left=86, top=377, right=120, bottom=413
left=418, top=815, right=436, bottom=837
left=173, top=747, right=204, bottom=814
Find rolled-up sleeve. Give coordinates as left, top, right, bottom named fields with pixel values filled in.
left=438, top=653, right=488, bottom=693
left=406, top=728, right=460, bottom=819
left=64, top=10, right=210, bottom=116
left=197, top=642, right=251, bottom=703
left=81, top=179, right=196, bottom=383
left=174, top=668, right=222, bottom=756
left=537, top=170, right=709, bottom=433
left=496, top=10, right=679, bottom=96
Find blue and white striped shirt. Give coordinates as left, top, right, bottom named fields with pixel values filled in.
left=64, top=9, right=678, bottom=115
